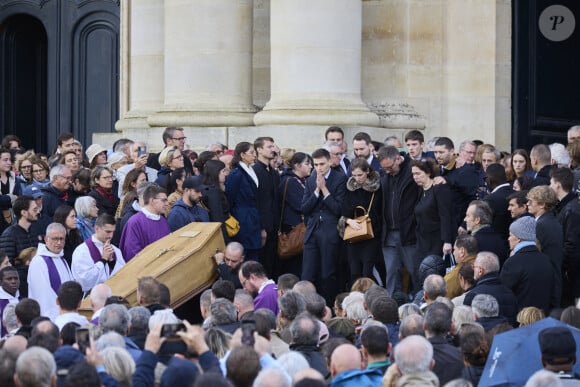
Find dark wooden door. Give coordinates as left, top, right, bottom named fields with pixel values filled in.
left=0, top=0, right=119, bottom=154
left=513, top=0, right=580, bottom=149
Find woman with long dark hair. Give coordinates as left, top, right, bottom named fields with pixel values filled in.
left=225, top=142, right=261, bottom=260
left=339, top=158, right=382, bottom=284
left=511, top=149, right=534, bottom=180
left=167, top=168, right=188, bottom=215
left=278, top=152, right=312, bottom=276
left=202, top=160, right=230, bottom=242
left=116, top=168, right=147, bottom=219
left=53, top=204, right=83, bottom=267
left=411, top=158, right=454, bottom=261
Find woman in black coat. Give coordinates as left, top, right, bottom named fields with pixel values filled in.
left=411, top=158, right=454, bottom=261
left=278, top=152, right=312, bottom=277
left=339, top=158, right=382, bottom=285
left=202, top=159, right=231, bottom=243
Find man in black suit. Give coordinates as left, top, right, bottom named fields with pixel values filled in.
left=483, top=164, right=514, bottom=239
left=301, top=148, right=347, bottom=306
left=353, top=132, right=382, bottom=175
left=325, top=126, right=350, bottom=175
left=252, top=136, right=281, bottom=278
left=433, top=137, right=479, bottom=229
left=527, top=185, right=563, bottom=308
left=507, top=191, right=530, bottom=220
left=550, top=167, right=580, bottom=306
left=146, top=127, right=193, bottom=175
left=530, top=144, right=556, bottom=187
left=464, top=200, right=509, bottom=266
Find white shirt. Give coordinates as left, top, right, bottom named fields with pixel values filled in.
left=0, top=287, right=19, bottom=304
left=239, top=162, right=259, bottom=187
left=55, top=312, right=90, bottom=330
left=71, top=236, right=125, bottom=292
left=28, top=243, right=74, bottom=321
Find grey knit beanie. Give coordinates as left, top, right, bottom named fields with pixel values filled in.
left=509, top=216, right=536, bottom=241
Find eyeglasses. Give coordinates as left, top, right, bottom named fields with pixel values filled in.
left=172, top=137, right=187, bottom=141
left=99, top=175, right=114, bottom=180
left=47, top=236, right=65, bottom=242
left=33, top=169, right=46, bottom=174
left=173, top=155, right=184, bottom=160
left=58, top=175, right=72, bottom=181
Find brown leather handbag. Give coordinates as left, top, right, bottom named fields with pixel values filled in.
left=277, top=178, right=306, bottom=258
left=343, top=192, right=375, bottom=243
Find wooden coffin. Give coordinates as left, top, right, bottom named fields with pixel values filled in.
left=79, top=222, right=223, bottom=316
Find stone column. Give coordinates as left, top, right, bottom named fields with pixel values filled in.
left=148, top=0, right=255, bottom=127
left=254, top=0, right=378, bottom=126
left=116, top=0, right=165, bottom=133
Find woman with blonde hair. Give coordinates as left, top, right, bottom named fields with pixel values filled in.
left=155, top=145, right=184, bottom=195
left=350, top=277, right=376, bottom=294
left=516, top=306, right=545, bottom=326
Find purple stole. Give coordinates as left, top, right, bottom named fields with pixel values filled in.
left=41, top=255, right=69, bottom=294
left=85, top=238, right=116, bottom=271
left=0, top=297, right=21, bottom=336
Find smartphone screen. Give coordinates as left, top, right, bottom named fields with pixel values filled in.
left=76, top=328, right=90, bottom=355
left=161, top=323, right=186, bottom=340
left=137, top=146, right=147, bottom=157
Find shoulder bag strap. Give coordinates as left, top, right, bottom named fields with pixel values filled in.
left=279, top=178, right=290, bottom=232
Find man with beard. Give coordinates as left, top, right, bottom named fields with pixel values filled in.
left=213, top=242, right=245, bottom=288
left=353, top=132, right=382, bottom=175
left=0, top=266, right=21, bottom=336
left=252, top=137, right=280, bottom=277
left=238, top=261, right=278, bottom=315
left=0, top=195, right=40, bottom=264
left=167, top=176, right=209, bottom=232
left=147, top=126, right=194, bottom=174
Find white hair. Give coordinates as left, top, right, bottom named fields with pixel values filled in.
left=341, top=291, right=368, bottom=324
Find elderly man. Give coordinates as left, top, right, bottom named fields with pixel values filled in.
left=28, top=223, right=74, bottom=321
left=88, top=283, right=112, bottom=325
left=568, top=125, right=580, bottom=144
left=325, top=126, right=350, bottom=174
left=289, top=312, right=329, bottom=379
left=99, top=303, right=142, bottom=361
left=391, top=335, right=438, bottom=386
left=501, top=216, right=555, bottom=313
left=40, top=165, right=73, bottom=219
left=72, top=213, right=125, bottom=292
left=464, top=251, right=518, bottom=326
left=119, top=184, right=171, bottom=261
left=377, top=145, right=422, bottom=295
left=471, top=294, right=507, bottom=332
left=13, top=346, right=57, bottom=387
left=213, top=242, right=245, bottom=288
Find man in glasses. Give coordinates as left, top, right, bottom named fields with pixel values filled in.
left=119, top=184, right=171, bottom=261
left=147, top=126, right=194, bottom=175
left=40, top=164, right=73, bottom=219
left=28, top=223, right=74, bottom=321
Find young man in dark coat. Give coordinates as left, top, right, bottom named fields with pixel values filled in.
left=0, top=195, right=40, bottom=264
left=530, top=144, right=557, bottom=187
left=501, top=216, right=555, bottom=314
left=301, top=148, right=346, bottom=306
left=526, top=185, right=563, bottom=308
left=550, top=167, right=580, bottom=305
left=252, top=137, right=281, bottom=278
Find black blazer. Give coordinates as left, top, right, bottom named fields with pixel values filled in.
left=301, top=168, right=347, bottom=243
left=500, top=245, right=555, bottom=314
left=473, top=226, right=509, bottom=266
left=253, top=160, right=281, bottom=233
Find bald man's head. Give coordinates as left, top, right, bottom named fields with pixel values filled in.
left=330, top=343, right=362, bottom=377
left=3, top=335, right=28, bottom=355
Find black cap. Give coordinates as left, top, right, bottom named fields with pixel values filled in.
left=182, top=176, right=205, bottom=191
left=539, top=326, right=576, bottom=364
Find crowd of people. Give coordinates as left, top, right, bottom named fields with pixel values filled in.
left=0, top=125, right=580, bottom=386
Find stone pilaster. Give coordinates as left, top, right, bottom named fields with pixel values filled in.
left=116, top=0, right=165, bottom=132
left=254, top=0, right=379, bottom=127
left=147, top=0, right=256, bottom=128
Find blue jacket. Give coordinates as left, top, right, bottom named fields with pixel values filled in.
left=167, top=198, right=209, bottom=232
left=330, top=368, right=383, bottom=387
left=225, top=165, right=261, bottom=250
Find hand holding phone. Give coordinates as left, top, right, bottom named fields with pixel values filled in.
left=161, top=323, right=186, bottom=341
left=76, top=328, right=90, bottom=355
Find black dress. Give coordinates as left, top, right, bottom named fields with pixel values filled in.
left=414, top=183, right=454, bottom=261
